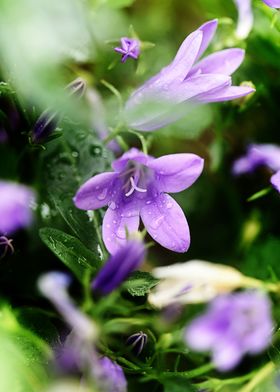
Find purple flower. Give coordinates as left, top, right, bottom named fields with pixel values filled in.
left=92, top=239, right=146, bottom=294
left=33, top=108, right=59, bottom=143
left=126, top=331, right=148, bottom=355
left=0, top=128, right=8, bottom=143
left=263, top=0, right=280, bottom=8
left=0, top=181, right=35, bottom=235
left=185, top=291, right=273, bottom=371
left=74, top=148, right=204, bottom=254
left=98, top=357, right=127, bottom=392
left=233, top=0, right=253, bottom=39
left=232, top=143, right=280, bottom=192
left=125, top=20, right=254, bottom=131
left=114, top=37, right=140, bottom=63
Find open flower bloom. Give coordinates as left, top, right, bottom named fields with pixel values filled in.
left=263, top=0, right=280, bottom=7
left=233, top=0, right=253, bottom=39
left=92, top=239, right=146, bottom=294
left=148, top=260, right=246, bottom=308
left=74, top=148, right=204, bottom=254
left=185, top=291, right=273, bottom=371
left=125, top=19, right=254, bottom=131
left=232, top=143, right=280, bottom=192
left=0, top=181, right=35, bottom=235
left=114, top=37, right=140, bottom=63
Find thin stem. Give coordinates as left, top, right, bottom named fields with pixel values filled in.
left=127, top=129, right=148, bottom=154
left=239, top=362, right=275, bottom=392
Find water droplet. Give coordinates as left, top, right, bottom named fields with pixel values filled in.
left=97, top=188, right=107, bottom=201
left=106, top=224, right=111, bottom=228
left=166, top=201, right=173, bottom=209
left=109, top=201, right=117, bottom=210
left=72, top=151, right=79, bottom=158
left=113, top=220, right=117, bottom=224
left=150, top=215, right=164, bottom=230
left=116, top=227, right=126, bottom=239
left=146, top=200, right=152, bottom=205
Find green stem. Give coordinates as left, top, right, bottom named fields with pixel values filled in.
left=127, top=129, right=148, bottom=154
left=239, top=362, right=275, bottom=392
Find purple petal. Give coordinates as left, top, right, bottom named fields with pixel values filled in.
left=92, top=239, right=146, bottom=294
left=196, top=19, right=218, bottom=60
left=233, top=0, right=253, bottom=39
left=213, top=342, right=243, bottom=372
left=263, top=0, right=280, bottom=8
left=271, top=170, right=280, bottom=192
left=102, top=204, right=140, bottom=254
left=112, top=148, right=153, bottom=172
left=73, top=172, right=118, bottom=210
left=197, top=85, right=255, bottom=103
left=189, top=49, right=245, bottom=77
left=148, top=153, right=204, bottom=193
left=140, top=194, right=190, bottom=253
left=185, top=317, right=218, bottom=351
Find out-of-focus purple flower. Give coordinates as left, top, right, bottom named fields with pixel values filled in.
left=125, top=20, right=254, bottom=131
left=0, top=128, right=8, bottom=143
left=92, top=239, right=146, bottom=294
left=38, top=272, right=97, bottom=340
left=185, top=291, right=273, bottom=371
left=0, top=181, right=35, bottom=235
left=126, top=331, right=148, bottom=355
left=233, top=0, right=253, bottom=39
left=232, top=143, right=280, bottom=192
left=263, top=0, right=280, bottom=8
left=115, top=37, right=140, bottom=63
left=0, top=236, right=14, bottom=259
left=74, top=148, right=204, bottom=254
left=98, top=357, right=127, bottom=392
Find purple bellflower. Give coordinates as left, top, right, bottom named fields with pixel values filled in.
left=124, top=19, right=254, bottom=131
left=115, top=37, right=140, bottom=63
left=185, top=291, right=273, bottom=371
left=232, top=143, right=280, bottom=193
left=92, top=239, right=146, bottom=295
left=0, top=181, right=35, bottom=235
left=263, top=0, right=280, bottom=7
left=233, top=0, right=253, bottom=39
left=98, top=357, right=127, bottom=392
left=126, top=331, right=148, bottom=356
left=74, top=148, right=204, bottom=254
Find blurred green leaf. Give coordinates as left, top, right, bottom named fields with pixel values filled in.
left=124, top=271, right=159, bottom=297
left=161, top=375, right=197, bottom=392
left=105, top=0, right=135, bottom=8
left=40, top=227, right=101, bottom=282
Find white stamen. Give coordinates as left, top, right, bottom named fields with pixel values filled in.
left=125, top=176, right=147, bottom=197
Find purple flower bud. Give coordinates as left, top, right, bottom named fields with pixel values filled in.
left=114, top=37, right=140, bottom=63
left=92, top=239, right=146, bottom=295
left=0, top=181, right=35, bottom=235
left=185, top=291, right=273, bottom=371
left=0, top=236, right=14, bottom=259
left=66, top=77, right=87, bottom=99
left=126, top=331, right=148, bottom=355
left=32, top=108, right=59, bottom=143
left=98, top=357, right=127, bottom=392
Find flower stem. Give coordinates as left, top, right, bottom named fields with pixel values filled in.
left=239, top=362, right=275, bottom=392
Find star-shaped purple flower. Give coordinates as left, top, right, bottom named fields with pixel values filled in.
left=114, top=37, right=140, bottom=63
left=74, top=148, right=204, bottom=254
left=125, top=19, right=255, bottom=131
left=185, top=291, right=273, bottom=371
left=232, top=143, right=280, bottom=193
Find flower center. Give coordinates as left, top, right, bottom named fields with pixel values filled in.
left=125, top=176, right=147, bottom=197
left=120, top=164, right=148, bottom=198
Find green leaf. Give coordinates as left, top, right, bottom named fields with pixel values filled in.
left=105, top=0, right=135, bottom=8
left=123, top=271, right=159, bottom=297
left=40, top=227, right=101, bottom=282
left=161, top=376, right=197, bottom=392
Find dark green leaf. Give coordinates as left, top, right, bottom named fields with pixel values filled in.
left=161, top=376, right=197, bottom=392
left=40, top=227, right=101, bottom=282
left=124, top=271, right=159, bottom=297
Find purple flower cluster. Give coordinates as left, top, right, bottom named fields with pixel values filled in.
left=232, top=143, right=280, bottom=192
left=185, top=291, right=273, bottom=371
left=74, top=148, right=204, bottom=254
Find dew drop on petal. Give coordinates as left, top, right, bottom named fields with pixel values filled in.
left=150, top=215, right=164, bottom=230
left=97, top=188, right=107, bottom=201
left=109, top=201, right=117, bottom=210
left=166, top=201, right=173, bottom=209
left=116, top=227, right=126, bottom=239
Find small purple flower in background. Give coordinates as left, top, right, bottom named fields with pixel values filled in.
left=125, top=19, right=254, bottom=131
left=115, top=37, right=140, bottom=63
left=185, top=291, right=273, bottom=371
left=0, top=236, right=14, bottom=259
left=98, top=357, right=127, bottom=392
left=74, top=148, right=204, bottom=254
left=233, top=0, right=253, bottom=39
left=0, top=128, right=8, bottom=143
left=232, top=143, right=280, bottom=193
left=92, top=239, right=146, bottom=294
left=263, top=0, right=280, bottom=8
left=126, top=331, right=148, bottom=356
left=0, top=181, right=35, bottom=235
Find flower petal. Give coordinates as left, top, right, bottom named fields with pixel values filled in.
left=73, top=172, right=118, bottom=210
left=271, top=170, right=280, bottom=192
left=102, top=204, right=140, bottom=254
left=148, top=153, right=204, bottom=193
left=233, top=0, right=253, bottom=39
left=196, top=19, right=218, bottom=60
left=190, top=49, right=245, bottom=77
left=197, top=85, right=255, bottom=102
left=140, top=194, right=190, bottom=253
left=263, top=0, right=280, bottom=8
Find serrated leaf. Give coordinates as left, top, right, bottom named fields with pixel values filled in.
left=124, top=271, right=159, bottom=297
left=40, top=227, right=101, bottom=282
